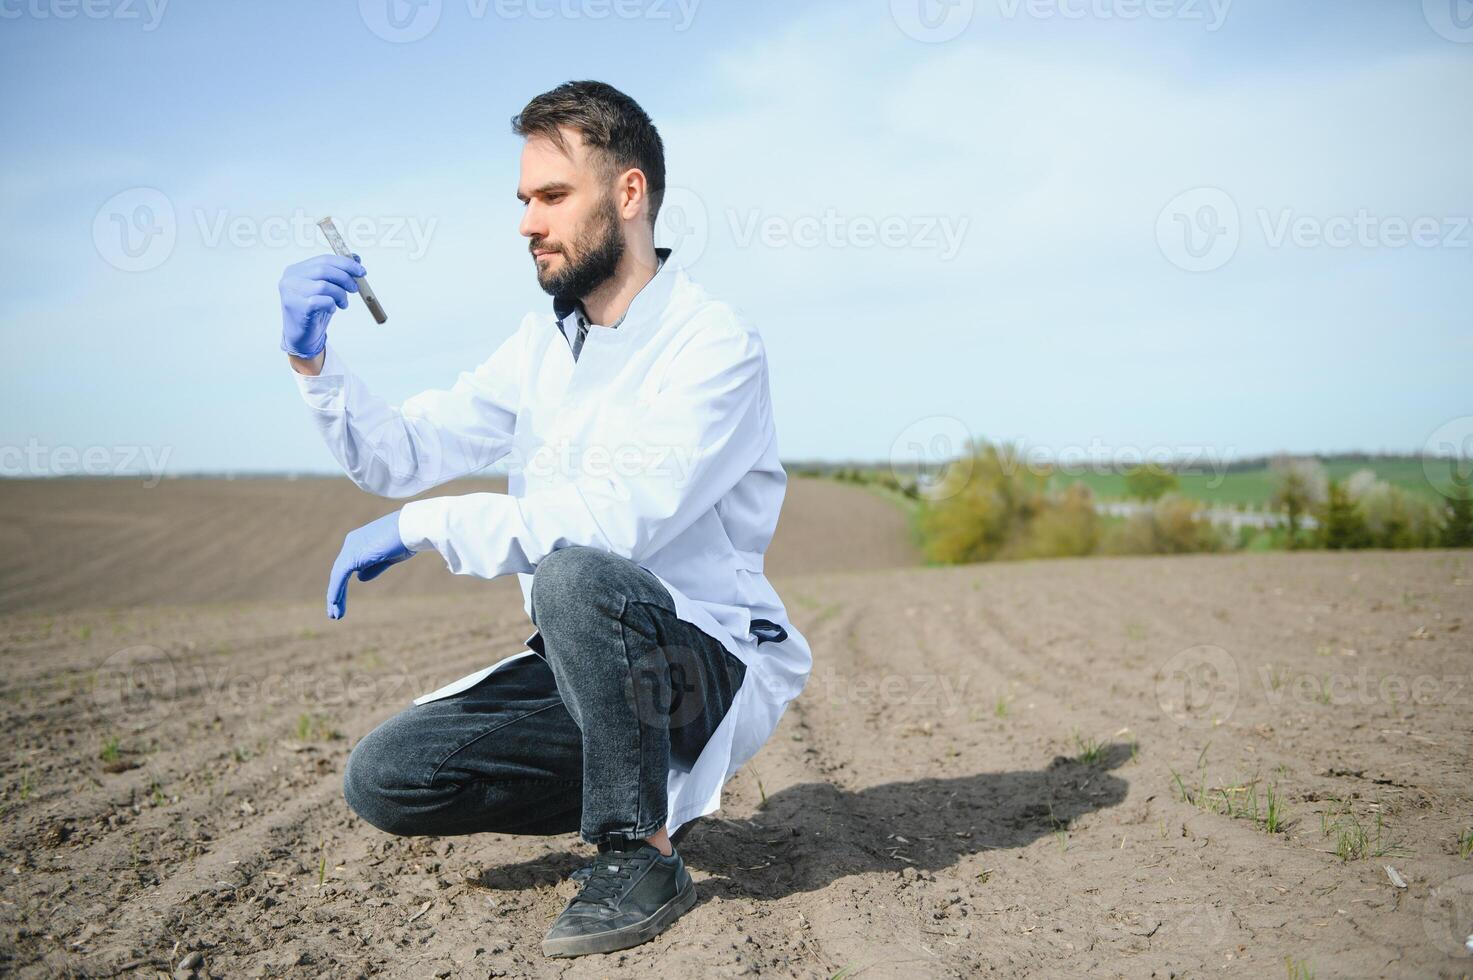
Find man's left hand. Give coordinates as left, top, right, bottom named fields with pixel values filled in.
left=327, top=512, right=415, bottom=620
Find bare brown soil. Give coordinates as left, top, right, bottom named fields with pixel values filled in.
left=0, top=475, right=918, bottom=614
left=1, top=477, right=1470, bottom=977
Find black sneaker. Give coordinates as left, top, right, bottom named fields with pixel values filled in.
left=542, top=838, right=696, bottom=958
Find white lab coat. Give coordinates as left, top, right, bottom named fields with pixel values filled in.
left=292, top=250, right=811, bottom=834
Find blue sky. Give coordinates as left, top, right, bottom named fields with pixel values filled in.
left=2, top=0, right=1470, bottom=478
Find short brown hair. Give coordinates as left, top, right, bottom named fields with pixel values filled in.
left=512, top=80, right=666, bottom=229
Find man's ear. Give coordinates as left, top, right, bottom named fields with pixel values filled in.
left=616, top=167, right=649, bottom=223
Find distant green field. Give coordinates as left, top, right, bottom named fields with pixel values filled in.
left=1053, top=457, right=1462, bottom=506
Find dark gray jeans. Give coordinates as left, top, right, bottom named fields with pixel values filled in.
left=342, top=546, right=747, bottom=844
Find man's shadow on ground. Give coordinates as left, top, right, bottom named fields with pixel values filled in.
left=474, top=743, right=1133, bottom=902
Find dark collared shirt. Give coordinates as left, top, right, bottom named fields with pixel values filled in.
left=553, top=252, right=668, bottom=361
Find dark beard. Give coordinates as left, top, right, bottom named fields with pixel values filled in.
left=534, top=194, right=625, bottom=305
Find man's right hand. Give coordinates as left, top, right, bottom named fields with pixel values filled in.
left=279, top=253, right=368, bottom=371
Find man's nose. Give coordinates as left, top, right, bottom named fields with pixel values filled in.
left=520, top=202, right=546, bottom=240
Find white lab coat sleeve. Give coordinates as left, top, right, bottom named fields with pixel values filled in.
left=292, top=330, right=523, bottom=499
left=398, top=320, right=766, bottom=576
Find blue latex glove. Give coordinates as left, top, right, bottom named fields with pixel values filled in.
left=327, top=512, right=415, bottom=620
left=279, top=253, right=367, bottom=358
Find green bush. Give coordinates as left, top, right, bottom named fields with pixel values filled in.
left=1360, top=484, right=1441, bottom=548
left=1270, top=457, right=1328, bottom=548
left=918, top=445, right=1221, bottom=564
left=1124, top=464, right=1178, bottom=501
left=1326, top=469, right=1444, bottom=549
left=908, top=447, right=1464, bottom=565
left=917, top=444, right=1046, bottom=564
left=1443, top=491, right=1473, bottom=548
left=1016, top=482, right=1100, bottom=559
left=1318, top=480, right=1370, bottom=549
left=1102, top=493, right=1222, bottom=555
